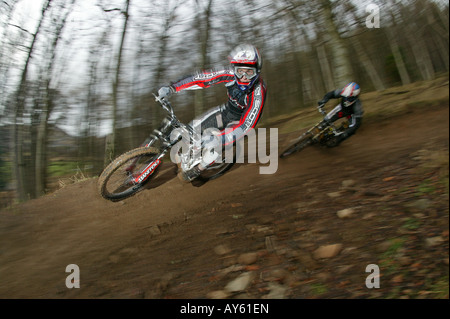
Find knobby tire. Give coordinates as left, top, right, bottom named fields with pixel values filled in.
left=98, top=147, right=161, bottom=201
left=197, top=143, right=238, bottom=181
left=279, top=133, right=312, bottom=158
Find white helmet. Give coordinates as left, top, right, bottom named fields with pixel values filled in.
left=340, top=82, right=360, bottom=107
left=229, top=44, right=262, bottom=90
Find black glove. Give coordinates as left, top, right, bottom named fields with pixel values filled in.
left=318, top=99, right=328, bottom=107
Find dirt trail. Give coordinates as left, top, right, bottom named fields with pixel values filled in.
left=0, top=100, right=448, bottom=300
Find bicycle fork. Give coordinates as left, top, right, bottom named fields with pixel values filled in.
left=129, top=149, right=168, bottom=185
left=133, top=158, right=162, bottom=184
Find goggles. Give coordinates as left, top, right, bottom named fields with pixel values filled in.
left=343, top=96, right=357, bottom=106
left=234, top=66, right=257, bottom=79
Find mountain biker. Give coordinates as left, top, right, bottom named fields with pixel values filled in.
left=317, top=82, right=363, bottom=147
left=156, top=44, right=267, bottom=181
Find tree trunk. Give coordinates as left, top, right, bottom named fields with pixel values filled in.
left=431, top=31, right=449, bottom=71
left=386, top=28, right=411, bottom=85
left=194, top=0, right=214, bottom=117
left=150, top=1, right=181, bottom=132
left=12, top=0, right=52, bottom=201
left=320, top=0, right=353, bottom=86
left=316, top=43, right=334, bottom=90
left=406, top=30, right=435, bottom=81
left=35, top=98, right=50, bottom=196
left=0, top=0, right=19, bottom=107
left=35, top=0, right=75, bottom=196
left=106, top=0, right=130, bottom=164
left=350, top=37, right=386, bottom=91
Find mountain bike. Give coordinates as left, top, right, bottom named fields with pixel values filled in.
left=97, top=95, right=235, bottom=201
left=279, top=104, right=348, bottom=158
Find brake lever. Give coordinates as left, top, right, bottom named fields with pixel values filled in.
left=318, top=106, right=327, bottom=116
left=153, top=93, right=174, bottom=115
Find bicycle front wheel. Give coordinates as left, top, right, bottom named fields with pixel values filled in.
left=97, top=147, right=161, bottom=201
left=280, top=133, right=313, bottom=158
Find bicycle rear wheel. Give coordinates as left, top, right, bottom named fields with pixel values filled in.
left=98, top=147, right=161, bottom=201
left=198, top=143, right=238, bottom=181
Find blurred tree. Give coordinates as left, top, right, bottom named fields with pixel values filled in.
left=35, top=0, right=76, bottom=196
left=0, top=0, right=19, bottom=112
left=104, top=0, right=131, bottom=165
left=194, top=0, right=214, bottom=116
left=12, top=0, right=52, bottom=201
left=385, top=2, right=411, bottom=85
left=400, top=2, right=435, bottom=81
left=343, top=2, right=386, bottom=91
left=79, top=27, right=112, bottom=173
left=318, top=0, right=353, bottom=87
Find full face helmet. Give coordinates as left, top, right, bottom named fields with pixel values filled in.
left=340, top=82, right=360, bottom=107
left=229, top=44, right=262, bottom=91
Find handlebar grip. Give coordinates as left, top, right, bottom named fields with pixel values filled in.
left=318, top=106, right=326, bottom=116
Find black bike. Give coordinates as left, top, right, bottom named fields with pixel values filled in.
left=97, top=95, right=234, bottom=201
left=279, top=104, right=348, bottom=158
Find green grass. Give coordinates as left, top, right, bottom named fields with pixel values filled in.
left=417, top=180, right=436, bottom=196
left=310, top=282, right=328, bottom=296
left=402, top=217, right=421, bottom=230
left=0, top=159, right=12, bottom=190
left=48, top=161, right=81, bottom=177
left=429, top=276, right=449, bottom=299
left=379, top=237, right=406, bottom=276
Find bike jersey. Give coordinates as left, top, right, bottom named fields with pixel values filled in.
left=322, top=88, right=364, bottom=139
left=169, top=68, right=267, bottom=144
left=323, top=88, right=364, bottom=118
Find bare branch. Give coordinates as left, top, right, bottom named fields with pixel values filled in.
left=8, top=23, right=32, bottom=35
left=103, top=8, right=122, bottom=13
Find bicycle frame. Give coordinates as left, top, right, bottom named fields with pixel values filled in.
left=132, top=94, right=218, bottom=184
left=301, top=105, right=340, bottom=143
left=279, top=104, right=346, bottom=159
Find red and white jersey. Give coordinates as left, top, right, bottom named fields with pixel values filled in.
left=170, top=68, right=267, bottom=144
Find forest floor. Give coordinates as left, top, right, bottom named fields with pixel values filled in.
left=0, top=77, right=448, bottom=304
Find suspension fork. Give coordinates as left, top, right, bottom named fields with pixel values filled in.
left=132, top=150, right=167, bottom=184
left=133, top=159, right=161, bottom=184
left=127, top=117, right=176, bottom=173
left=132, top=125, right=184, bottom=184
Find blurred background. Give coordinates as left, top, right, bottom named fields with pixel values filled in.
left=0, top=0, right=448, bottom=203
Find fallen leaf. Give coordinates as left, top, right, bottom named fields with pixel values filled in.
left=245, top=265, right=260, bottom=271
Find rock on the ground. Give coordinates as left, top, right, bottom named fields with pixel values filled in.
left=224, top=272, right=255, bottom=293
left=313, top=244, right=343, bottom=259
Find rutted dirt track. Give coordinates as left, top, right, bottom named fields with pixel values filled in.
left=0, top=96, right=448, bottom=300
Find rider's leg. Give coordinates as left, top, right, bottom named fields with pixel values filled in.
left=179, top=105, right=227, bottom=181
left=188, top=105, right=225, bottom=134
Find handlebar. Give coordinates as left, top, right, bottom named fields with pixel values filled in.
left=317, top=104, right=327, bottom=116
left=153, top=93, right=174, bottom=116
left=316, top=103, right=339, bottom=136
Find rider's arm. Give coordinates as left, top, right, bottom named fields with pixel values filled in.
left=170, top=69, right=234, bottom=92
left=220, top=80, right=267, bottom=145
left=319, top=89, right=341, bottom=105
